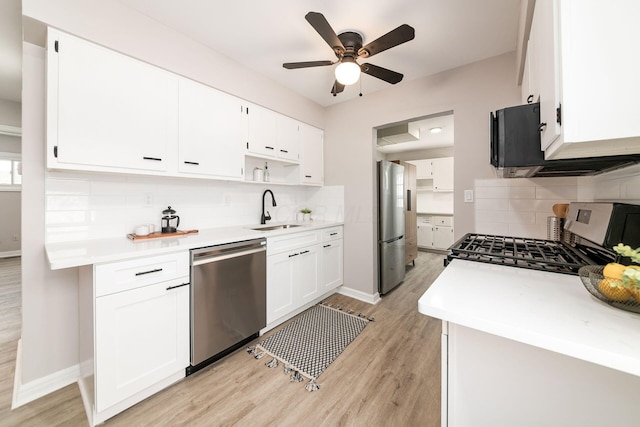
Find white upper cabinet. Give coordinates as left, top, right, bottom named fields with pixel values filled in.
left=47, top=28, right=177, bottom=173
left=46, top=28, right=323, bottom=186
left=246, top=103, right=279, bottom=158
left=276, top=115, right=301, bottom=162
left=300, top=123, right=324, bottom=186
left=245, top=103, right=300, bottom=163
left=527, top=0, right=640, bottom=159
left=432, top=157, right=454, bottom=192
left=178, top=79, right=244, bottom=179
left=528, top=0, right=561, bottom=151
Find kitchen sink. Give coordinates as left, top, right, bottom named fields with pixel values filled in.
left=249, top=224, right=304, bottom=231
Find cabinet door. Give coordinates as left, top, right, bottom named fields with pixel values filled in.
left=296, top=245, right=321, bottom=304
left=50, top=30, right=176, bottom=172
left=266, top=251, right=296, bottom=324
left=300, top=124, right=324, bottom=185
left=95, top=279, right=189, bottom=412
left=412, top=159, right=433, bottom=179
left=322, top=239, right=343, bottom=291
left=178, top=79, right=243, bottom=179
left=530, top=0, right=562, bottom=150
left=276, top=115, right=300, bottom=162
left=417, top=224, right=433, bottom=248
left=246, top=104, right=278, bottom=157
left=433, top=226, right=454, bottom=249
left=432, top=157, right=454, bottom=192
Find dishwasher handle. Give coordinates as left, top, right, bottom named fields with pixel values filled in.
left=192, top=239, right=266, bottom=266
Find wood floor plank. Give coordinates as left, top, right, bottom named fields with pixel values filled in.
left=0, top=251, right=445, bottom=426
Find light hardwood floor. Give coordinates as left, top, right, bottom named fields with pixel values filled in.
left=0, top=251, right=445, bottom=426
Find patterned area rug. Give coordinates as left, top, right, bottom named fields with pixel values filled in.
left=248, top=303, right=371, bottom=391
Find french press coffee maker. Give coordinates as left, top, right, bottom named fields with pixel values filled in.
left=161, top=206, right=180, bottom=234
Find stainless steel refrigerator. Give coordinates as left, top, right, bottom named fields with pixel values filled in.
left=378, top=160, right=406, bottom=294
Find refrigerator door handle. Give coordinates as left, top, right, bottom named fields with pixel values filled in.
left=407, top=189, right=412, bottom=212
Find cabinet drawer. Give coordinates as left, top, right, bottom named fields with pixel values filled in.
left=95, top=251, right=189, bottom=297
left=267, top=231, right=321, bottom=255
left=321, top=226, right=343, bottom=242
left=433, top=216, right=453, bottom=226
left=419, top=216, right=433, bottom=224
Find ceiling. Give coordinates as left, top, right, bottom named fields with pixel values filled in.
left=119, top=0, right=522, bottom=107
left=376, top=113, right=454, bottom=154
left=0, top=0, right=521, bottom=108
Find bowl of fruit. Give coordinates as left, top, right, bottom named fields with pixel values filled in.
left=579, top=244, right=640, bottom=313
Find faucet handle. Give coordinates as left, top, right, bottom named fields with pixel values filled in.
left=265, top=211, right=271, bottom=222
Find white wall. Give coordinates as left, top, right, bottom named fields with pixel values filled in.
left=324, top=52, right=521, bottom=295
left=0, top=99, right=21, bottom=127
left=20, top=0, right=328, bottom=391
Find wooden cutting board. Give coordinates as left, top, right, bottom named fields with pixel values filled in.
left=127, top=229, right=199, bottom=241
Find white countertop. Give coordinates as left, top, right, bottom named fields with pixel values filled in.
left=418, top=259, right=640, bottom=377
left=45, top=221, right=343, bottom=270
left=417, top=212, right=453, bottom=216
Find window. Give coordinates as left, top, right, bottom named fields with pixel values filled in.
left=0, top=154, right=21, bottom=189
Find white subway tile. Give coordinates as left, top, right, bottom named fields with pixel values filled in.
left=535, top=185, right=577, bottom=200
left=476, top=199, right=509, bottom=211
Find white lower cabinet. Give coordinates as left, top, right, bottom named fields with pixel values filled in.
left=95, top=278, right=189, bottom=412
left=418, top=215, right=454, bottom=250
left=266, top=226, right=343, bottom=327
left=321, top=227, right=344, bottom=292
left=79, top=251, right=190, bottom=425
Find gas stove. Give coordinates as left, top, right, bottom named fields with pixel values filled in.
left=446, top=202, right=640, bottom=275
left=446, top=233, right=614, bottom=275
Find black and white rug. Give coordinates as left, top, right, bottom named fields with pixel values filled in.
left=247, top=303, right=372, bottom=391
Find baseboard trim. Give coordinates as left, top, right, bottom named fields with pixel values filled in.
left=12, top=338, right=80, bottom=409
left=0, top=250, right=21, bottom=259
left=338, top=286, right=381, bottom=305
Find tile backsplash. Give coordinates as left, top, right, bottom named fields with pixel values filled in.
left=45, top=171, right=344, bottom=243
left=475, top=164, right=640, bottom=240
left=474, top=177, right=578, bottom=239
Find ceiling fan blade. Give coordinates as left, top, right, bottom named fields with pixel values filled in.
left=361, top=63, right=404, bottom=84
left=331, top=81, right=345, bottom=96
left=358, top=24, right=415, bottom=58
left=305, top=12, right=345, bottom=55
left=283, top=60, right=334, bottom=69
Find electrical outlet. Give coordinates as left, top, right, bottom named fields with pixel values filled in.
left=144, top=193, right=153, bottom=207
left=464, top=190, right=474, bottom=203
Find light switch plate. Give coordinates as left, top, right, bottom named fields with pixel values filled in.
left=464, top=190, right=474, bottom=203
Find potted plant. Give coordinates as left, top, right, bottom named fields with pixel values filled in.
left=300, top=208, right=312, bottom=222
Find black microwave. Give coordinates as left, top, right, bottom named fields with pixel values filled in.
left=490, top=103, right=640, bottom=178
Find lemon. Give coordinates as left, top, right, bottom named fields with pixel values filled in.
left=603, top=263, right=627, bottom=280
left=598, top=279, right=630, bottom=301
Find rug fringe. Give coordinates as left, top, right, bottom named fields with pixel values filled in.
left=305, top=380, right=320, bottom=392
left=246, top=345, right=256, bottom=354
left=254, top=351, right=265, bottom=359
left=283, top=364, right=294, bottom=374
left=290, top=370, right=304, bottom=383
left=265, top=358, right=279, bottom=368
left=320, top=301, right=375, bottom=322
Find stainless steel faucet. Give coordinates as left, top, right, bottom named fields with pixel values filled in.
left=261, top=190, right=277, bottom=224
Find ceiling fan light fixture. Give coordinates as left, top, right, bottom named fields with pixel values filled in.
left=335, top=60, right=361, bottom=85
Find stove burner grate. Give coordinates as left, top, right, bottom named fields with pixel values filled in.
left=447, top=233, right=612, bottom=275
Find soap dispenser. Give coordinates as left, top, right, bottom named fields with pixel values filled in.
left=264, top=162, right=270, bottom=182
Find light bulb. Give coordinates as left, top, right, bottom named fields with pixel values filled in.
left=429, top=127, right=443, bottom=134
left=335, top=61, right=361, bottom=85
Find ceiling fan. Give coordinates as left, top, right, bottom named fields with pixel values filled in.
left=283, top=12, right=415, bottom=96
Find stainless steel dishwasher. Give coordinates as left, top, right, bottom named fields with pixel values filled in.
left=187, top=238, right=266, bottom=374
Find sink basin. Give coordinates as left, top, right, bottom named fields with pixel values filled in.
left=249, top=224, right=304, bottom=231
